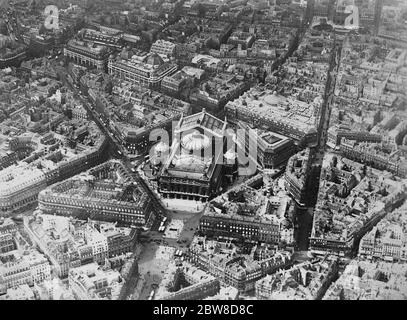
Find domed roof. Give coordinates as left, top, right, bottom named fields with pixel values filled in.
left=144, top=52, right=164, bottom=66
left=181, top=131, right=210, bottom=151
left=264, top=92, right=284, bottom=106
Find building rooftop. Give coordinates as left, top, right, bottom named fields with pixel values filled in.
left=110, top=50, right=176, bottom=76
left=203, top=179, right=291, bottom=225
left=226, top=87, right=320, bottom=134
left=66, top=39, right=109, bottom=56
left=324, top=260, right=407, bottom=300
left=256, top=256, right=339, bottom=300
left=68, top=262, right=123, bottom=300
left=177, top=109, right=227, bottom=138
left=39, top=160, right=148, bottom=208
left=0, top=120, right=105, bottom=196
left=311, top=153, right=407, bottom=245
left=160, top=109, right=226, bottom=179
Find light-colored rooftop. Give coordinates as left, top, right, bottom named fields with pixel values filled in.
left=227, top=87, right=320, bottom=133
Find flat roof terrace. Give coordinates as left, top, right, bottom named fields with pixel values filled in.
left=262, top=133, right=283, bottom=145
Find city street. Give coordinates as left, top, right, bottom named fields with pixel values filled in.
left=135, top=242, right=172, bottom=300
left=63, top=77, right=170, bottom=222
left=294, top=207, right=314, bottom=251
left=131, top=201, right=204, bottom=300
